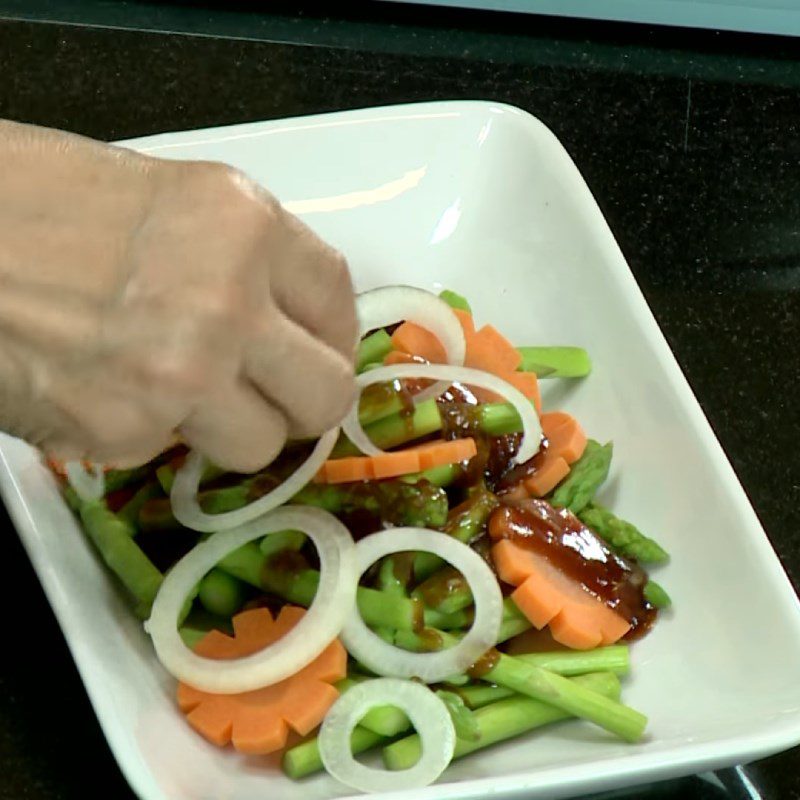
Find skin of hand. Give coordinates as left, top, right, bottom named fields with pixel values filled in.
left=0, top=119, right=358, bottom=472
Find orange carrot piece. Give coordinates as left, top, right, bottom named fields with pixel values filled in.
left=491, top=539, right=540, bottom=586
left=541, top=412, right=587, bottom=464
left=507, top=371, right=541, bottom=413
left=316, top=438, right=478, bottom=484
left=453, top=308, right=476, bottom=338
left=318, top=457, right=373, bottom=484
left=391, top=322, right=447, bottom=363
left=371, top=449, right=422, bottom=479
left=511, top=573, right=564, bottom=629
left=548, top=606, right=604, bottom=650
left=472, top=370, right=541, bottom=412
left=384, top=350, right=426, bottom=366
left=177, top=607, right=347, bottom=755
left=465, top=324, right=522, bottom=374
left=490, top=537, right=631, bottom=648
left=414, top=438, right=477, bottom=470
left=523, top=455, right=570, bottom=496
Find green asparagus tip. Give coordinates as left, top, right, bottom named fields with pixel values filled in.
left=439, top=289, right=472, bottom=313
left=644, top=580, right=672, bottom=609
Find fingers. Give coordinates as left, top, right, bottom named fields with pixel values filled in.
left=40, top=374, right=180, bottom=468
left=244, top=310, right=356, bottom=439
left=268, top=209, right=359, bottom=364
left=178, top=383, right=289, bottom=473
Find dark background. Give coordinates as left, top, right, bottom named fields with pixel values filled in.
left=0, top=2, right=798, bottom=798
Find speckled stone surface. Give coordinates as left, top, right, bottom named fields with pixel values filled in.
left=0, top=5, right=798, bottom=799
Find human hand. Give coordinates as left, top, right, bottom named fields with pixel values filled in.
left=0, top=120, right=357, bottom=471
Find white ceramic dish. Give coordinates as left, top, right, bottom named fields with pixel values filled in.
left=3, top=101, right=800, bottom=800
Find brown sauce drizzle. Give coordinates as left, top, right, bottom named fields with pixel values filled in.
left=436, top=386, right=549, bottom=492
left=391, top=551, right=417, bottom=585
left=491, top=500, right=656, bottom=639
left=416, top=628, right=444, bottom=652
left=416, top=566, right=469, bottom=609
left=467, top=648, right=501, bottom=678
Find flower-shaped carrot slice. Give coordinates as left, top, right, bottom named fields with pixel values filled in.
left=177, top=606, right=347, bottom=754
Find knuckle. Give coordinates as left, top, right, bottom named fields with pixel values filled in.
left=140, top=344, right=207, bottom=393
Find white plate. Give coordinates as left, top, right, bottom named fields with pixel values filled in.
left=3, top=101, right=800, bottom=800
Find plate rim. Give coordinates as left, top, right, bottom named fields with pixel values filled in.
left=3, top=99, right=800, bottom=800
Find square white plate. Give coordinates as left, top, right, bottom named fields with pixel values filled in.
left=3, top=101, right=800, bottom=800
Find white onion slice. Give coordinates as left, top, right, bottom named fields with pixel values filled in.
left=319, top=678, right=455, bottom=793
left=170, top=427, right=339, bottom=533
left=65, top=461, right=105, bottom=502
left=357, top=285, right=465, bottom=364
left=342, top=363, right=542, bottom=465
left=145, top=506, right=357, bottom=693
left=357, top=286, right=466, bottom=402
left=340, top=529, right=503, bottom=683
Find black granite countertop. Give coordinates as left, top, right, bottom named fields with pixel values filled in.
left=0, top=3, right=798, bottom=799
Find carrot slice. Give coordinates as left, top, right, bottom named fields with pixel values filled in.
left=384, top=350, right=425, bottom=366
left=177, top=606, right=346, bottom=754
left=491, top=537, right=631, bottom=649
left=541, top=412, right=587, bottom=464
left=453, top=308, right=476, bottom=338
left=464, top=324, right=522, bottom=373
left=523, top=455, right=570, bottom=496
left=391, top=322, right=447, bottom=364
left=472, top=370, right=541, bottom=412
left=371, top=448, right=422, bottom=480
left=316, top=437, right=478, bottom=484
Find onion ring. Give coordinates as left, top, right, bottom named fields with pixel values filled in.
left=342, top=364, right=542, bottom=464
left=65, top=461, right=105, bottom=503
left=319, top=678, right=455, bottom=793
left=170, top=428, right=338, bottom=533
left=357, top=286, right=466, bottom=402
left=145, top=506, right=357, bottom=693
left=340, top=529, right=503, bottom=683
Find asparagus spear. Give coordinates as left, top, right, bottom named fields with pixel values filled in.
left=424, top=606, right=474, bottom=630
left=413, top=491, right=497, bottom=582
left=400, top=462, right=461, bottom=488
left=579, top=503, right=669, bottom=565
left=516, top=346, right=591, bottom=379
left=414, top=566, right=472, bottom=615
left=549, top=439, right=613, bottom=514
left=138, top=477, right=448, bottom=532
left=102, top=466, right=152, bottom=494
left=439, top=289, right=472, bottom=313
left=283, top=727, right=385, bottom=780
left=282, top=671, right=619, bottom=780
left=217, top=543, right=423, bottom=632
left=643, top=580, right=672, bottom=609
left=394, top=628, right=646, bottom=742
left=357, top=330, right=393, bottom=373
left=453, top=646, right=630, bottom=707
left=198, top=568, right=247, bottom=617
left=78, top=500, right=163, bottom=615
left=383, top=671, right=620, bottom=771
left=333, top=399, right=532, bottom=457
left=335, top=677, right=412, bottom=737
left=179, top=608, right=233, bottom=648
left=117, top=482, right=162, bottom=528
left=436, top=690, right=481, bottom=741
left=179, top=627, right=207, bottom=649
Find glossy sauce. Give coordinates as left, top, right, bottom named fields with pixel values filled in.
left=416, top=566, right=468, bottom=609
left=391, top=551, right=417, bottom=586
left=491, top=500, right=656, bottom=639
left=416, top=628, right=444, bottom=652
left=436, top=388, right=548, bottom=491
left=249, top=472, right=444, bottom=539
left=467, top=648, right=501, bottom=678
